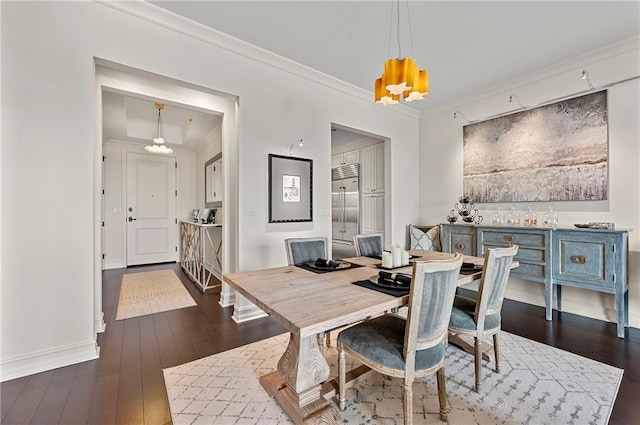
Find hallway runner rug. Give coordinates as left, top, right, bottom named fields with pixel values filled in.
left=115, top=269, right=197, bottom=320
left=163, top=331, right=623, bottom=425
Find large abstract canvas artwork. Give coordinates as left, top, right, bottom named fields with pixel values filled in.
left=463, top=91, right=608, bottom=203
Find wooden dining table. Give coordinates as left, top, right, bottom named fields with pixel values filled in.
left=223, top=250, right=508, bottom=424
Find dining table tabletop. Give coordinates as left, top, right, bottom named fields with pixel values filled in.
left=223, top=249, right=510, bottom=424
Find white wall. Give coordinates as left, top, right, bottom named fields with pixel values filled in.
left=1, top=1, right=420, bottom=380
left=419, top=38, right=640, bottom=329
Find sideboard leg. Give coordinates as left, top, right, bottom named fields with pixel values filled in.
left=555, top=285, right=562, bottom=312
left=624, top=290, right=629, bottom=327
left=545, top=282, right=553, bottom=321
left=615, top=287, right=627, bottom=338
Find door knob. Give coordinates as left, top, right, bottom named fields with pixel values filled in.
left=128, top=216, right=137, bottom=222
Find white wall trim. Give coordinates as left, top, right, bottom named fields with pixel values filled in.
left=93, top=0, right=420, bottom=120
left=95, top=311, right=106, bottom=335
left=231, top=303, right=268, bottom=323
left=218, top=283, right=236, bottom=308
left=0, top=340, right=99, bottom=382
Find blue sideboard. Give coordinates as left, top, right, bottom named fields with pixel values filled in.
left=441, top=224, right=630, bottom=338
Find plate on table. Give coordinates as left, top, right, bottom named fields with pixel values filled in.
left=461, top=262, right=480, bottom=270
left=368, top=275, right=411, bottom=289
left=307, top=260, right=351, bottom=271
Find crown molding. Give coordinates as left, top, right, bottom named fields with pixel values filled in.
left=93, top=0, right=420, bottom=120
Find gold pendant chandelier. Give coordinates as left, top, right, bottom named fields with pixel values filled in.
left=145, top=102, right=173, bottom=154
left=375, top=0, right=429, bottom=105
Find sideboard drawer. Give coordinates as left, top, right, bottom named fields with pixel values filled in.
left=480, top=229, right=547, bottom=247
left=554, top=238, right=614, bottom=288
left=483, top=244, right=546, bottom=263
left=450, top=233, right=475, bottom=256
left=511, top=262, right=547, bottom=281
left=441, top=225, right=476, bottom=256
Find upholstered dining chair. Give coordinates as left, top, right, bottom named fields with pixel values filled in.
left=353, top=233, right=384, bottom=258
left=284, top=237, right=331, bottom=345
left=338, top=253, right=464, bottom=424
left=448, top=244, right=519, bottom=393
left=284, top=237, right=328, bottom=266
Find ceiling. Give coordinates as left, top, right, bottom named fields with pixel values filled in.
left=102, top=90, right=222, bottom=152
left=106, top=1, right=639, bottom=150
left=148, top=1, right=640, bottom=113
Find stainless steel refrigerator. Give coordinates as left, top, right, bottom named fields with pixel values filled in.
left=332, top=164, right=359, bottom=244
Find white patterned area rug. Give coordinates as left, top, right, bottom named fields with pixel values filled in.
left=163, top=332, right=623, bottom=425
left=115, top=269, right=197, bottom=320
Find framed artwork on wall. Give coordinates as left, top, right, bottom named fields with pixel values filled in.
left=463, top=90, right=608, bottom=203
left=268, top=154, right=313, bottom=223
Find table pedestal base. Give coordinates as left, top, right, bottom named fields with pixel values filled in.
left=260, top=371, right=342, bottom=425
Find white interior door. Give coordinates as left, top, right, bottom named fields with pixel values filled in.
left=126, top=152, right=177, bottom=266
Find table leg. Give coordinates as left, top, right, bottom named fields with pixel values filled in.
left=259, top=332, right=341, bottom=424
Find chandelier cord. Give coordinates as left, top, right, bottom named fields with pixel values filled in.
left=395, top=0, right=402, bottom=57
left=155, top=108, right=163, bottom=140
left=406, top=0, right=415, bottom=58
left=387, top=0, right=393, bottom=58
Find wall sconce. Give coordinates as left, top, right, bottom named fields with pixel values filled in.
left=508, top=94, right=525, bottom=109
left=289, top=138, right=303, bottom=156
left=581, top=70, right=594, bottom=90
left=453, top=111, right=471, bottom=123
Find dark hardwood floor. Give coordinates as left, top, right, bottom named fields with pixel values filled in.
left=1, top=263, right=638, bottom=424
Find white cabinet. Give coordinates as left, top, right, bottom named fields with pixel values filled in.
left=361, top=142, right=384, bottom=193
left=361, top=193, right=384, bottom=235
left=332, top=149, right=359, bottom=167
left=206, top=158, right=223, bottom=204
left=212, top=159, right=223, bottom=202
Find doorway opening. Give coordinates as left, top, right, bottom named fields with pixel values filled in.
left=94, top=60, right=239, bottom=339
left=330, top=124, right=388, bottom=260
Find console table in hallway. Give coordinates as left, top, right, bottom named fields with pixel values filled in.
left=180, top=220, right=222, bottom=292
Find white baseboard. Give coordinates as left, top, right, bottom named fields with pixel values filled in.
left=232, top=304, right=267, bottom=323
left=0, top=339, right=99, bottom=382
left=95, top=311, right=106, bottom=335
left=104, top=261, right=125, bottom=270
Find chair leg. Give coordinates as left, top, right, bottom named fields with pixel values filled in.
left=493, top=333, right=501, bottom=373
left=474, top=337, right=482, bottom=393
left=326, top=330, right=331, bottom=347
left=436, top=367, right=448, bottom=422
left=338, top=342, right=346, bottom=411
left=403, top=381, right=413, bottom=425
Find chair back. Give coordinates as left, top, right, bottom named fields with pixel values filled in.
left=353, top=233, right=383, bottom=257
left=475, top=244, right=519, bottom=334
left=403, top=253, right=463, bottom=371
left=284, top=237, right=328, bottom=266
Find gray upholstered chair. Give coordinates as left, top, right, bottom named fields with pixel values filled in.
left=337, top=253, right=464, bottom=424
left=284, top=237, right=328, bottom=266
left=448, top=244, right=518, bottom=393
left=284, top=237, right=331, bottom=345
left=353, top=233, right=384, bottom=257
